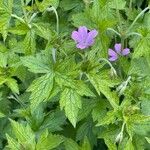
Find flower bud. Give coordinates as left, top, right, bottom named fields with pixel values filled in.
left=110, top=67, right=117, bottom=77
left=83, top=0, right=92, bottom=5
left=115, top=132, right=123, bottom=144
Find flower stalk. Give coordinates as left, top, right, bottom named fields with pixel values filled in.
left=115, top=122, right=126, bottom=144
left=117, top=76, right=131, bottom=96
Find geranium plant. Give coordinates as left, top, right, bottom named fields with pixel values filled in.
left=0, top=0, right=149, bottom=149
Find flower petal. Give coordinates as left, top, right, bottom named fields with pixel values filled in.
left=71, top=31, right=81, bottom=43
left=78, top=26, right=88, bottom=42
left=108, top=49, right=118, bottom=61
left=86, top=29, right=98, bottom=46
left=114, top=43, right=121, bottom=54
left=108, top=49, right=117, bottom=56
left=88, top=29, right=98, bottom=38
left=86, top=39, right=94, bottom=46
left=121, top=48, right=130, bottom=56
left=109, top=56, right=118, bottom=61
left=76, top=43, right=87, bottom=49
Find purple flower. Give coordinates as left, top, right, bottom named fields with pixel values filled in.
left=108, top=43, right=130, bottom=61
left=71, top=26, right=98, bottom=49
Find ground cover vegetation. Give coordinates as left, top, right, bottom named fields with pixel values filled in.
left=0, top=0, right=150, bottom=149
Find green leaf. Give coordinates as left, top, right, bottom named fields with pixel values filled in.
left=143, top=13, right=150, bottom=28
left=6, top=134, right=20, bottom=150
left=40, top=110, right=66, bottom=132
left=145, top=137, right=150, bottom=144
left=0, top=43, right=8, bottom=52
left=55, top=74, right=76, bottom=89
left=33, top=23, right=53, bottom=41
left=30, top=105, right=45, bottom=130
left=141, top=99, right=150, bottom=115
left=96, top=110, right=117, bottom=126
left=125, top=114, right=150, bottom=138
left=23, top=30, right=36, bottom=55
left=132, top=29, right=150, bottom=58
left=55, top=57, right=79, bottom=78
left=28, top=73, right=54, bottom=110
left=98, top=125, right=118, bottom=150
left=0, top=76, right=7, bottom=85
left=78, top=98, right=96, bottom=122
left=129, top=57, right=150, bottom=76
left=21, top=54, right=51, bottom=74
left=5, top=78, right=19, bottom=94
left=0, top=0, right=13, bottom=40
left=72, top=12, right=95, bottom=29
left=108, top=0, right=126, bottom=10
left=0, top=0, right=13, bottom=13
left=88, top=0, right=116, bottom=58
left=25, top=0, right=31, bottom=5
left=80, top=137, right=91, bottom=150
left=35, top=0, right=59, bottom=12
left=0, top=52, right=7, bottom=67
left=64, top=139, right=79, bottom=150
left=127, top=114, right=150, bottom=124
left=87, top=74, right=119, bottom=109
left=12, top=65, right=27, bottom=82
left=36, top=131, right=64, bottom=150
left=124, top=139, right=134, bottom=150
left=76, top=120, right=96, bottom=146
left=60, top=0, right=82, bottom=11
left=9, top=120, right=35, bottom=149
left=132, top=135, right=146, bottom=150
left=8, top=22, right=29, bottom=35
left=92, top=100, right=110, bottom=122
left=0, top=111, right=5, bottom=118
left=75, top=81, right=95, bottom=97
left=91, top=0, right=117, bottom=30
left=13, top=0, right=22, bottom=16
left=104, top=138, right=116, bottom=150
left=60, top=88, right=82, bottom=127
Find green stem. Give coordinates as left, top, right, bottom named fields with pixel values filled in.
left=21, top=0, right=28, bottom=22
left=125, top=38, right=127, bottom=48
left=107, top=28, right=121, bottom=37
left=99, top=58, right=113, bottom=69
left=126, top=32, right=142, bottom=38
left=115, top=122, right=126, bottom=144
left=11, top=14, right=25, bottom=23
left=52, top=48, right=56, bottom=63
left=8, top=94, right=25, bottom=108
left=31, top=0, right=34, bottom=7
left=79, top=72, right=83, bottom=80
left=121, top=37, right=124, bottom=49
left=117, top=57, right=124, bottom=80
left=117, top=76, right=131, bottom=96
left=127, top=7, right=149, bottom=32
left=29, top=12, right=38, bottom=23
left=46, top=7, right=59, bottom=33
left=129, top=0, right=132, bottom=10
left=121, top=122, right=126, bottom=133
left=99, top=58, right=117, bottom=76
left=52, top=7, right=59, bottom=34
left=115, top=0, right=122, bottom=28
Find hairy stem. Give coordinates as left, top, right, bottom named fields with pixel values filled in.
left=129, top=0, right=132, bottom=10
left=46, top=7, right=59, bottom=33
left=21, top=0, right=28, bottom=22
left=115, top=0, right=122, bottom=28
left=127, top=7, right=149, bottom=32
left=107, top=28, right=121, bottom=37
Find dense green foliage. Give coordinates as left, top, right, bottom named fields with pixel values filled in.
left=0, top=0, right=150, bottom=149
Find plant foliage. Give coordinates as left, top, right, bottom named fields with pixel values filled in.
left=0, top=0, right=149, bottom=149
